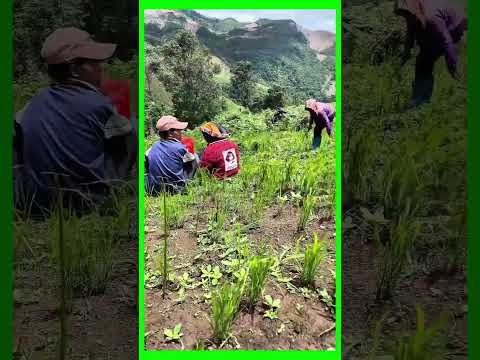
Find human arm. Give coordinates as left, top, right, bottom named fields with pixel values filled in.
left=402, top=15, right=417, bottom=65
left=432, top=17, right=458, bottom=78
left=319, top=109, right=333, bottom=136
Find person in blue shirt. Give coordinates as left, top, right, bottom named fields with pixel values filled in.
left=145, top=116, right=198, bottom=195
left=14, top=27, right=136, bottom=215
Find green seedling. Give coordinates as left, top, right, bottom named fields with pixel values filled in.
left=177, top=272, right=194, bottom=289
left=318, top=288, right=335, bottom=315
left=175, top=288, right=186, bottom=303
left=264, top=309, right=279, bottom=320
left=263, top=294, right=281, bottom=320
left=264, top=295, right=282, bottom=309
left=295, top=303, right=305, bottom=314
left=210, top=281, right=245, bottom=342
left=297, top=193, right=316, bottom=231
left=221, top=258, right=243, bottom=274
left=201, top=265, right=223, bottom=286
left=164, top=323, right=183, bottom=342
left=247, top=256, right=275, bottom=307
left=301, top=233, right=327, bottom=288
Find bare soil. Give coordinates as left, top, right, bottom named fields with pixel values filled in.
left=342, top=208, right=468, bottom=359
left=13, top=231, right=138, bottom=360
left=144, top=204, right=336, bottom=350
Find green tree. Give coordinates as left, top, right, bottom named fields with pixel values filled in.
left=263, top=85, right=286, bottom=109
left=158, top=31, right=223, bottom=126
left=230, top=61, right=255, bottom=109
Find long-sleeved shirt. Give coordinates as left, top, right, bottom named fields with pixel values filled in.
left=308, top=102, right=335, bottom=135
left=405, top=0, right=466, bottom=76
left=200, top=139, right=240, bottom=179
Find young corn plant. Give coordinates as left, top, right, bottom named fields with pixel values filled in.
left=247, top=256, right=275, bottom=311
left=210, top=280, right=245, bottom=343
left=301, top=233, right=327, bottom=288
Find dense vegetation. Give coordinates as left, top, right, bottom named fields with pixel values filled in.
left=145, top=11, right=335, bottom=103
left=342, top=1, right=467, bottom=358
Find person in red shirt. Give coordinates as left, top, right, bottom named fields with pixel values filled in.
left=199, top=122, right=240, bottom=179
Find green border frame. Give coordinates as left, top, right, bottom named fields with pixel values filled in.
left=468, top=0, right=478, bottom=359
left=138, top=2, right=341, bottom=359
left=1, top=0, right=13, bottom=359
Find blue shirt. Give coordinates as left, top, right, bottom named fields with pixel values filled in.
left=20, top=83, right=114, bottom=190
left=147, top=139, right=188, bottom=188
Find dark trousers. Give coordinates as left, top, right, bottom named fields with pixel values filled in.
left=412, top=51, right=441, bottom=107
left=312, top=126, right=323, bottom=150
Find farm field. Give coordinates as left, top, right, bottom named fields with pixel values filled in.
left=143, top=128, right=337, bottom=350
left=12, top=188, right=138, bottom=359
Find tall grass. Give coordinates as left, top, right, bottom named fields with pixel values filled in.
left=246, top=256, right=274, bottom=308
left=297, top=193, right=316, bottom=231
left=210, top=280, right=245, bottom=342
left=301, top=233, right=327, bottom=288
left=368, top=306, right=448, bottom=360
left=49, top=210, right=116, bottom=295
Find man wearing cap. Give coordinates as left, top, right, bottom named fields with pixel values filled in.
left=145, top=116, right=198, bottom=195
left=14, top=27, right=136, bottom=214
left=305, top=99, right=335, bottom=150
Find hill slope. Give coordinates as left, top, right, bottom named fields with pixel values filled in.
left=144, top=10, right=336, bottom=101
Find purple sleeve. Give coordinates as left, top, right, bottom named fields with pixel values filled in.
left=432, top=18, right=457, bottom=76
left=319, top=109, right=332, bottom=135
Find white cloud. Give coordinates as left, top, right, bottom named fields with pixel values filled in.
left=195, top=10, right=336, bottom=32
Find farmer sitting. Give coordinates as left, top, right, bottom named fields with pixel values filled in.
left=199, top=122, right=240, bottom=179
left=394, top=0, right=467, bottom=107
left=145, top=116, right=198, bottom=195
left=305, top=99, right=335, bottom=150
left=15, top=27, right=136, bottom=215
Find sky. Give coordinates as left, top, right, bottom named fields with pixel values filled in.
left=195, top=10, right=336, bottom=32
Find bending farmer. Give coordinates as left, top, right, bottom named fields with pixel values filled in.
left=395, top=0, right=467, bottom=107
left=305, top=99, right=335, bottom=150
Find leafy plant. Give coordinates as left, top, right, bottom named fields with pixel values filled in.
left=201, top=265, right=223, bottom=286
left=263, top=294, right=281, bottom=320
left=301, top=233, right=327, bottom=288
left=164, top=323, right=183, bottom=342
left=376, top=201, right=420, bottom=301
left=297, top=193, right=316, bottom=231
left=247, top=256, right=275, bottom=307
left=368, top=306, right=448, bottom=360
left=49, top=209, right=116, bottom=295
left=264, top=294, right=281, bottom=309
left=318, top=288, right=335, bottom=316
left=177, top=272, right=195, bottom=289
left=210, top=280, right=245, bottom=342
left=263, top=309, right=279, bottom=320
